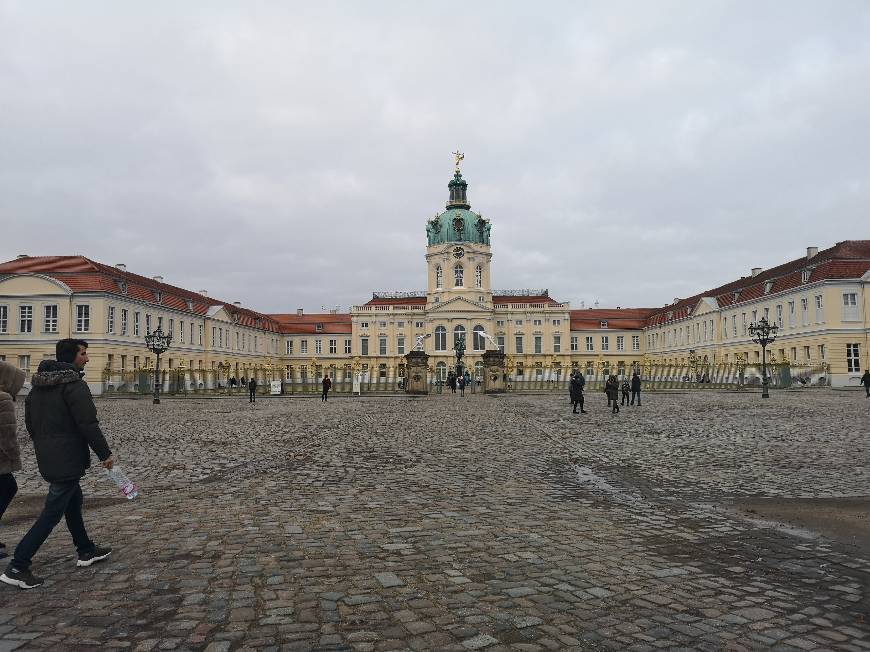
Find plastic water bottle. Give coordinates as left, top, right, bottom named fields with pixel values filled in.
left=105, top=466, right=139, bottom=500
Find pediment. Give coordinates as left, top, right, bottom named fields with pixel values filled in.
left=692, top=297, right=719, bottom=315
left=206, top=305, right=232, bottom=321
left=428, top=296, right=490, bottom=313
left=0, top=273, right=72, bottom=296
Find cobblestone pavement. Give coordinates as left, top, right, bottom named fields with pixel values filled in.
left=0, top=391, right=868, bottom=651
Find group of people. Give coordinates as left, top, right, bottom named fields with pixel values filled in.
left=0, top=339, right=116, bottom=590
left=446, top=370, right=473, bottom=396
left=569, top=370, right=642, bottom=415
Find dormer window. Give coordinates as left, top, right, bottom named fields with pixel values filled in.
left=155, top=291, right=162, bottom=304
left=119, top=280, right=128, bottom=295
left=186, top=299, right=193, bottom=311
left=733, top=290, right=741, bottom=302
left=801, top=269, right=811, bottom=283
left=316, top=323, right=323, bottom=332
left=764, top=281, right=773, bottom=294
left=600, top=320, right=608, bottom=328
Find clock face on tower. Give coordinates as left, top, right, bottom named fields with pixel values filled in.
left=452, top=246, right=465, bottom=259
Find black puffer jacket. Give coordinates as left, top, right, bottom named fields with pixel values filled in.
left=24, top=360, right=112, bottom=483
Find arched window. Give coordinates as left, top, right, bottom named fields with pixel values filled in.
left=435, top=265, right=443, bottom=289
left=436, top=361, right=447, bottom=381
left=454, top=264, right=464, bottom=287
left=435, top=326, right=447, bottom=351
left=453, top=325, right=466, bottom=349
left=473, top=325, right=485, bottom=351
left=475, top=265, right=482, bottom=288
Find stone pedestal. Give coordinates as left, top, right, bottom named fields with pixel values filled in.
left=482, top=350, right=507, bottom=394
left=404, top=351, right=429, bottom=395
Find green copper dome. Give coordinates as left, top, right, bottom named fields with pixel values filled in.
left=426, top=170, right=491, bottom=246
left=427, top=208, right=491, bottom=246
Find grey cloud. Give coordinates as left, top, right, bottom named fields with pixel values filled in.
left=1, top=1, right=869, bottom=313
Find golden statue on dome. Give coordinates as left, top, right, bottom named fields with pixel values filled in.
left=452, top=149, right=464, bottom=173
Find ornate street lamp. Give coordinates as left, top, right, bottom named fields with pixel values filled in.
left=144, top=326, right=172, bottom=404
left=749, top=317, right=778, bottom=398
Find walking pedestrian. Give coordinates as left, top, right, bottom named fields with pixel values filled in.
left=605, top=375, right=620, bottom=414
left=321, top=375, right=332, bottom=402
left=861, top=369, right=870, bottom=398
left=1, top=339, right=114, bottom=590
left=248, top=377, right=257, bottom=403
left=458, top=374, right=466, bottom=397
left=0, top=361, right=26, bottom=559
left=630, top=371, right=642, bottom=406
left=569, top=372, right=586, bottom=414
left=621, top=377, right=630, bottom=406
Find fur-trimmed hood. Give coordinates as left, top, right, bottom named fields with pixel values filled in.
left=31, top=360, right=83, bottom=388
left=0, top=360, right=26, bottom=395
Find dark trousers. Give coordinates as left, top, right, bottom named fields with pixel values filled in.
left=0, top=473, right=17, bottom=521
left=249, top=388, right=256, bottom=402
left=621, top=390, right=629, bottom=405
left=572, top=394, right=584, bottom=413
left=321, top=389, right=329, bottom=402
left=865, top=384, right=870, bottom=397
left=12, top=480, right=94, bottom=570
left=631, top=390, right=641, bottom=405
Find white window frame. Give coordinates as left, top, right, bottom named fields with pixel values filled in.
left=75, top=304, right=90, bottom=332
left=585, top=336, right=594, bottom=351
left=43, top=304, right=58, bottom=333
left=842, top=293, right=859, bottom=321
left=0, top=305, right=7, bottom=333
left=19, top=305, right=33, bottom=333
left=846, top=343, right=860, bottom=373
left=570, top=335, right=578, bottom=352
left=632, top=335, right=640, bottom=351
left=107, top=306, right=115, bottom=334
left=616, top=335, right=625, bottom=351
left=601, top=336, right=609, bottom=351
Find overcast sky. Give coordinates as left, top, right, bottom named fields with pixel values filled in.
left=2, top=1, right=869, bottom=314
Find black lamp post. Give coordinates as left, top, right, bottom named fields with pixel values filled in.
left=749, top=317, right=778, bottom=398
left=144, top=326, right=172, bottom=404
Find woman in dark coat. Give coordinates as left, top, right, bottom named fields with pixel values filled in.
left=605, top=375, right=620, bottom=413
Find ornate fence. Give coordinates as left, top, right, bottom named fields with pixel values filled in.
left=100, top=361, right=829, bottom=397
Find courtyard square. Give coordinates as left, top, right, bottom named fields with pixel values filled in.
left=0, top=390, right=868, bottom=651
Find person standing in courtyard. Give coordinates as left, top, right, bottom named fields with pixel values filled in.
left=569, top=371, right=586, bottom=414
left=606, top=375, right=620, bottom=414
left=321, top=374, right=331, bottom=402
left=458, top=374, right=465, bottom=397
left=1, top=339, right=114, bottom=590
left=248, top=377, right=257, bottom=403
left=861, top=369, right=870, bottom=398
left=0, top=361, right=26, bottom=559
left=621, top=377, right=630, bottom=406
left=630, top=371, right=642, bottom=406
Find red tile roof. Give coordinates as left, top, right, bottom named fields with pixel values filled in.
left=0, top=255, right=282, bottom=333
left=646, top=241, right=870, bottom=327
left=364, top=297, right=427, bottom=306
left=493, top=294, right=562, bottom=305
left=269, top=313, right=352, bottom=335
left=570, top=308, right=656, bottom=331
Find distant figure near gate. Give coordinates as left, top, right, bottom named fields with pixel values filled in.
left=248, top=377, right=257, bottom=403
left=321, top=375, right=331, bottom=402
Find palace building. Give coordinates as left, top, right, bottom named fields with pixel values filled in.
left=1, top=161, right=868, bottom=392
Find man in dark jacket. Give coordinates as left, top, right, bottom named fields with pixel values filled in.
left=630, top=372, right=642, bottom=406
left=248, top=377, right=257, bottom=403
left=1, top=339, right=114, bottom=590
left=321, top=375, right=331, bottom=402
left=862, top=370, right=870, bottom=398
left=569, top=372, right=587, bottom=414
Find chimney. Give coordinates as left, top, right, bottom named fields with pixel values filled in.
left=329, top=309, right=337, bottom=314
left=199, top=290, right=208, bottom=297
left=115, top=263, right=126, bottom=271
left=16, top=254, right=29, bottom=259
left=233, top=301, right=241, bottom=307
left=751, top=267, right=763, bottom=277
left=296, top=308, right=304, bottom=316
left=806, top=246, right=818, bottom=259
left=153, top=275, right=164, bottom=283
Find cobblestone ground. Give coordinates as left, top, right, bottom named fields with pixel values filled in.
left=0, top=391, right=868, bottom=651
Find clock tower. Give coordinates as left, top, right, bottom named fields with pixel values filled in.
left=425, top=157, right=493, bottom=308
